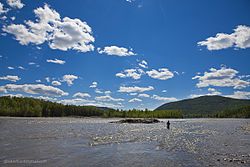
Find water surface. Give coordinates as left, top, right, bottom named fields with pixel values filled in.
left=0, top=117, right=250, bottom=166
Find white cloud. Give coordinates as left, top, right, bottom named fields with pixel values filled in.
left=0, top=93, right=23, bottom=97
left=138, top=60, right=148, bottom=68
left=146, top=68, right=174, bottom=80
left=0, top=84, right=68, bottom=96
left=10, top=16, right=15, bottom=21
left=129, top=93, right=137, bottom=96
left=3, top=4, right=94, bottom=52
left=0, top=75, right=20, bottom=82
left=45, top=77, right=50, bottom=82
left=226, top=91, right=250, bottom=99
left=192, top=66, right=250, bottom=89
left=126, top=0, right=135, bottom=2
left=51, top=80, right=61, bottom=86
left=118, top=85, right=154, bottom=93
left=104, top=90, right=111, bottom=94
left=35, top=80, right=41, bottom=83
left=116, top=68, right=144, bottom=80
left=49, top=17, right=95, bottom=52
left=97, top=46, right=136, bottom=56
left=7, top=0, right=24, bottom=9
left=128, top=98, right=142, bottom=102
left=162, top=90, right=167, bottom=93
left=1, top=16, right=7, bottom=20
left=138, top=93, right=150, bottom=98
left=239, top=75, right=250, bottom=79
left=28, top=62, right=36, bottom=65
left=7, top=66, right=14, bottom=70
left=95, top=95, right=124, bottom=102
left=59, top=98, right=95, bottom=106
left=0, top=87, right=7, bottom=93
left=90, top=81, right=97, bottom=88
left=34, top=96, right=57, bottom=101
left=198, top=25, right=250, bottom=50
left=95, top=89, right=103, bottom=94
left=59, top=98, right=123, bottom=108
left=18, top=66, right=25, bottom=70
left=73, top=92, right=91, bottom=98
left=189, top=88, right=222, bottom=98
left=62, top=74, right=78, bottom=86
left=0, top=2, right=7, bottom=14
left=151, top=95, right=177, bottom=102
left=47, top=58, right=65, bottom=65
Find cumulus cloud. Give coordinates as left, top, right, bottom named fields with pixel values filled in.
left=59, top=98, right=123, bottom=108
left=128, top=98, right=142, bottom=102
left=7, top=0, right=24, bottom=9
left=0, top=75, right=20, bottom=82
left=146, top=68, right=174, bottom=80
left=62, top=74, right=78, bottom=86
left=192, top=66, right=250, bottom=89
left=0, top=93, right=23, bottom=98
left=73, top=92, right=91, bottom=98
left=97, top=46, right=136, bottom=56
left=95, top=95, right=124, bottom=102
left=3, top=4, right=95, bottom=52
left=151, top=95, right=177, bottom=102
left=90, top=81, right=97, bottom=88
left=95, top=89, right=103, bottom=94
left=104, top=90, right=111, bottom=94
left=226, top=91, right=250, bottom=99
left=138, top=93, right=150, bottom=98
left=198, top=25, right=250, bottom=50
left=47, top=58, right=65, bottom=65
left=51, top=80, right=61, bottom=86
left=118, top=86, right=154, bottom=93
left=116, top=68, right=144, bottom=80
left=0, top=84, right=68, bottom=96
left=138, top=60, right=148, bottom=68
left=189, top=88, right=222, bottom=98
left=59, top=98, right=95, bottom=106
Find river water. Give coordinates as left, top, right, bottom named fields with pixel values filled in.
left=0, top=117, right=250, bottom=167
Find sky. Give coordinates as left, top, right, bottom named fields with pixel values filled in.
left=0, top=0, right=250, bottom=110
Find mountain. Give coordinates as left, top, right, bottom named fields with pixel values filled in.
left=155, top=95, right=250, bottom=117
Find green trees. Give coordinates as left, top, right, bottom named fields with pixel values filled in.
left=217, top=105, right=250, bottom=118
left=0, top=96, right=249, bottom=118
left=0, top=96, right=103, bottom=117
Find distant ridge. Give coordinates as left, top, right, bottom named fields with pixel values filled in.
left=155, top=95, right=250, bottom=117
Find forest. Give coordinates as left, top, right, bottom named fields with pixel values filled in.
left=0, top=96, right=183, bottom=118
left=0, top=96, right=249, bottom=118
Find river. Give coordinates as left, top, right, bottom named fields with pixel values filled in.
left=0, top=117, right=249, bottom=166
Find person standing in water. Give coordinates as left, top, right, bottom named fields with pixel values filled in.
left=167, top=120, right=170, bottom=129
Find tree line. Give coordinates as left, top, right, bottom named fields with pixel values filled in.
left=0, top=96, right=249, bottom=118
left=0, top=96, right=183, bottom=118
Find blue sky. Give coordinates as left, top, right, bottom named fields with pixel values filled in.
left=0, top=0, right=250, bottom=110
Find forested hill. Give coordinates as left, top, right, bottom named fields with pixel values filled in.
left=155, top=95, right=250, bottom=117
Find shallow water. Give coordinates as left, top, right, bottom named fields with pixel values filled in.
left=0, top=117, right=250, bottom=167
